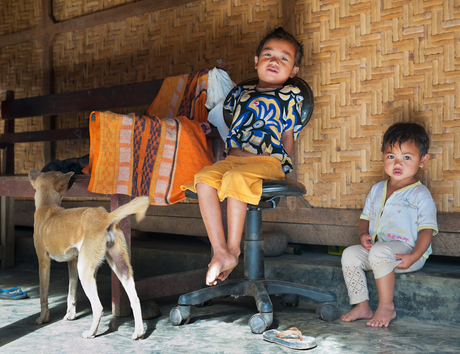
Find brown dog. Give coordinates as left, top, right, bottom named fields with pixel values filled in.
left=28, top=168, right=149, bottom=339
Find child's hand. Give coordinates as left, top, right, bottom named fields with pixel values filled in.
left=394, top=253, right=416, bottom=269
left=360, top=233, right=372, bottom=250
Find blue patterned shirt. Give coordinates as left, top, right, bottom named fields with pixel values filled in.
left=223, top=84, right=304, bottom=173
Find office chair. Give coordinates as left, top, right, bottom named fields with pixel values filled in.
left=169, top=77, right=338, bottom=334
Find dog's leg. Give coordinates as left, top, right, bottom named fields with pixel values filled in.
left=77, top=259, right=103, bottom=339
left=64, top=258, right=78, bottom=321
left=106, top=239, right=144, bottom=340
left=36, top=251, right=51, bottom=325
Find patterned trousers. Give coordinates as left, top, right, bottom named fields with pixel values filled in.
left=341, top=241, right=426, bottom=304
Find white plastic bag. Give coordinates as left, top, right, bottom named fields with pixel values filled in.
left=206, top=68, right=235, bottom=141
left=206, top=68, right=235, bottom=110
left=207, top=101, right=229, bottom=141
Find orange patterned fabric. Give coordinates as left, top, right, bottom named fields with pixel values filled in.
left=87, top=111, right=213, bottom=205
left=148, top=69, right=209, bottom=123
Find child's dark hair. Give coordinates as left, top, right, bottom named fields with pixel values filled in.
left=381, top=122, right=430, bottom=156
left=255, top=27, right=304, bottom=67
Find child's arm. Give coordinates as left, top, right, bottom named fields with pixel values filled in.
left=282, top=130, right=294, bottom=156
left=395, top=228, right=433, bottom=269
left=358, top=219, right=372, bottom=250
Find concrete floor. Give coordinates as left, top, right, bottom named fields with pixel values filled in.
left=1, top=265, right=460, bottom=354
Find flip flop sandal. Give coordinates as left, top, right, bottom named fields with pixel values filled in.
left=0, top=286, right=28, bottom=300
left=263, top=327, right=316, bottom=350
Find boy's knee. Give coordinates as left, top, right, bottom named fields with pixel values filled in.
left=221, top=169, right=243, bottom=186
left=341, top=245, right=363, bottom=267
left=368, top=243, right=394, bottom=263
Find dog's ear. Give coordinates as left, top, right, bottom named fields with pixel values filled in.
left=55, top=171, right=75, bottom=194
left=28, top=168, right=41, bottom=189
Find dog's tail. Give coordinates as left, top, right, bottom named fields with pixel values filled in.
left=107, top=196, right=150, bottom=228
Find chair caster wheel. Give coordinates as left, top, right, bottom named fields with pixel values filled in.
left=316, top=302, right=338, bottom=321
left=281, top=294, right=299, bottom=307
left=169, top=306, right=191, bottom=326
left=249, top=312, right=273, bottom=334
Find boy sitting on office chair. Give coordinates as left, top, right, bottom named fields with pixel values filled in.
left=182, top=27, right=305, bottom=286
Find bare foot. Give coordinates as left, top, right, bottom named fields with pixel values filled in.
left=340, top=301, right=373, bottom=322
left=206, top=251, right=238, bottom=286
left=366, top=304, right=396, bottom=327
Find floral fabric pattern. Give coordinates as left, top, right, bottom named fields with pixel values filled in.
left=223, top=84, right=303, bottom=173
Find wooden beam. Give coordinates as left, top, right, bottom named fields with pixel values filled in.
left=282, top=0, right=296, bottom=35
left=0, top=175, right=110, bottom=198
left=135, top=269, right=207, bottom=300
left=0, top=0, right=199, bottom=48
left=1, top=79, right=163, bottom=120
left=0, top=128, right=89, bottom=147
left=0, top=196, right=15, bottom=268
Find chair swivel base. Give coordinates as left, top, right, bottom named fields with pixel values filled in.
left=169, top=277, right=338, bottom=334
left=174, top=180, right=338, bottom=333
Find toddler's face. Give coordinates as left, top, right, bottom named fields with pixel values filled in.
left=254, top=39, right=299, bottom=88
left=381, top=140, right=429, bottom=185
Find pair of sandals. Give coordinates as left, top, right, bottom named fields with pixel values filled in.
left=0, top=286, right=28, bottom=300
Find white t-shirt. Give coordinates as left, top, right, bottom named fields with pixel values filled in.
left=360, top=180, right=438, bottom=258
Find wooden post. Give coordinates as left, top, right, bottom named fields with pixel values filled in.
left=282, top=0, right=296, bottom=35
left=0, top=196, right=15, bottom=268
left=2, top=91, right=15, bottom=175
left=40, top=0, right=56, bottom=165
left=283, top=0, right=299, bottom=210
left=110, top=194, right=133, bottom=317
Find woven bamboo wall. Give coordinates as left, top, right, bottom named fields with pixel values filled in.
left=295, top=0, right=460, bottom=213
left=50, top=0, right=283, bottom=161
left=0, top=0, right=41, bottom=35
left=0, top=0, right=459, bottom=213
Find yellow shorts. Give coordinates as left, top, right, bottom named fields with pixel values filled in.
left=181, top=155, right=285, bottom=205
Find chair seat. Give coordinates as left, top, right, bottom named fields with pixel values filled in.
left=260, top=179, right=306, bottom=199
left=184, top=179, right=306, bottom=203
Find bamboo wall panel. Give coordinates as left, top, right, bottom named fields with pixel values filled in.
left=0, top=0, right=41, bottom=36
left=296, top=0, right=460, bottom=213
left=51, top=0, right=281, bottom=160
left=0, top=40, right=45, bottom=172
left=1, top=0, right=458, bottom=214
left=53, top=0, right=138, bottom=21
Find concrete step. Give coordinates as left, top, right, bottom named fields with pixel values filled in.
left=14, top=228, right=460, bottom=326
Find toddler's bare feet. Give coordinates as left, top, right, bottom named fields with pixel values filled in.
left=340, top=302, right=373, bottom=322
left=366, top=304, right=396, bottom=327
left=206, top=251, right=238, bottom=286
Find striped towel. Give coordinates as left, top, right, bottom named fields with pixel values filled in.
left=86, top=111, right=213, bottom=205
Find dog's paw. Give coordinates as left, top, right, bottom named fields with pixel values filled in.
left=36, top=311, right=50, bottom=325
left=132, top=329, right=145, bottom=340
left=81, top=330, right=96, bottom=339
left=63, top=311, right=76, bottom=321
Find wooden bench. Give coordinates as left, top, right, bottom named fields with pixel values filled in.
left=0, top=77, right=213, bottom=316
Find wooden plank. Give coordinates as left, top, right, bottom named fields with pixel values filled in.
left=263, top=204, right=361, bottom=227
left=0, top=196, right=15, bottom=268
left=0, top=128, right=89, bottom=147
left=133, top=215, right=207, bottom=237
left=2, top=91, right=15, bottom=175
left=0, top=0, right=199, bottom=48
left=110, top=194, right=133, bottom=317
left=20, top=198, right=460, bottom=234
left=135, top=269, right=207, bottom=300
left=0, top=175, right=110, bottom=198
left=282, top=0, right=296, bottom=36
left=1, top=80, right=163, bottom=120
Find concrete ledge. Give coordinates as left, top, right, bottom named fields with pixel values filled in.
left=264, top=253, right=460, bottom=325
